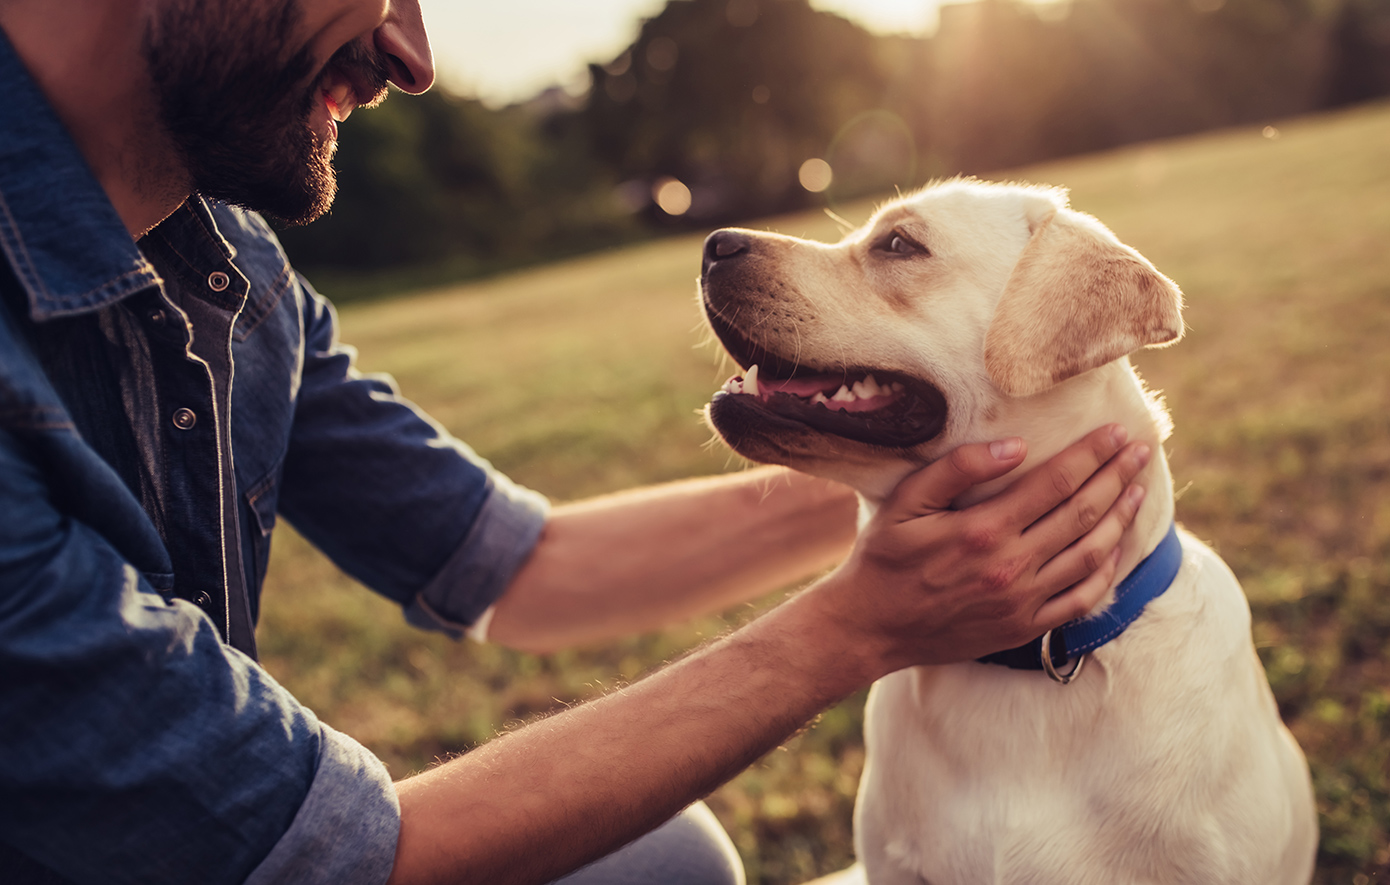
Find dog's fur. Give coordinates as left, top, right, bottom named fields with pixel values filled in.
left=699, top=180, right=1317, bottom=884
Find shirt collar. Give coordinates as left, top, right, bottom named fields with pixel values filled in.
left=0, top=26, right=161, bottom=323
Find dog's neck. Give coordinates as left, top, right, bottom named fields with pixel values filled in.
left=863, top=359, right=1175, bottom=613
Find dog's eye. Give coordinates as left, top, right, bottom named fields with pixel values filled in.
left=877, top=230, right=927, bottom=257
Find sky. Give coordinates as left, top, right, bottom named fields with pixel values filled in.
left=419, top=0, right=946, bottom=106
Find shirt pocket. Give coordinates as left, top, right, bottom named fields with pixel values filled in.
left=243, top=464, right=281, bottom=601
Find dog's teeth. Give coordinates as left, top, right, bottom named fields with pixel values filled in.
left=852, top=380, right=875, bottom=399
left=745, top=364, right=760, bottom=397
left=812, top=392, right=829, bottom=405
left=832, top=385, right=855, bottom=403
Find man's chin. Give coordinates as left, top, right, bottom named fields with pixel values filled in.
left=261, top=185, right=337, bottom=227
left=262, top=163, right=337, bottom=227
left=194, top=137, right=338, bottom=227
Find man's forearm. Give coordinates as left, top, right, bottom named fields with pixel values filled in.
left=487, top=467, right=859, bottom=652
left=389, top=589, right=872, bottom=885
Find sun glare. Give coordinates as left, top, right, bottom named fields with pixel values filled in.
left=809, top=0, right=941, bottom=35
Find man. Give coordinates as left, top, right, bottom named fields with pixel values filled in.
left=0, top=1, right=1152, bottom=883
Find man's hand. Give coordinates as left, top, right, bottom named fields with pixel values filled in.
left=809, top=424, right=1151, bottom=676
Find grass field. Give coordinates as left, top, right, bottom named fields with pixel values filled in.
left=258, top=100, right=1390, bottom=882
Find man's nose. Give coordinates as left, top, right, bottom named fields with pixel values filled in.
left=376, top=0, right=434, bottom=94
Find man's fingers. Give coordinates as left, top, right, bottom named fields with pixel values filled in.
left=1023, top=439, right=1150, bottom=555
left=884, top=438, right=1027, bottom=519
left=1023, top=441, right=1151, bottom=557
left=1032, top=547, right=1121, bottom=631
left=1033, top=482, right=1146, bottom=590
left=989, top=424, right=1130, bottom=530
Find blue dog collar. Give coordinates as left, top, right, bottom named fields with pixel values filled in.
left=978, top=522, right=1183, bottom=680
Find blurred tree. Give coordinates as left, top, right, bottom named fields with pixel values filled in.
left=922, top=0, right=1336, bottom=173
left=1324, top=0, right=1390, bottom=105
left=276, top=90, right=636, bottom=280
left=580, top=0, right=905, bottom=222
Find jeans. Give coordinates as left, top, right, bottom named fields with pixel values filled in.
left=553, top=803, right=745, bottom=885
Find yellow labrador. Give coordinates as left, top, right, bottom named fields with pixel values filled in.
left=699, top=180, right=1317, bottom=884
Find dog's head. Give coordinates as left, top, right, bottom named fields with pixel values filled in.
left=700, top=179, right=1184, bottom=497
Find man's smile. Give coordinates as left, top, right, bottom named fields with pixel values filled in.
left=318, top=77, right=356, bottom=140
left=323, top=82, right=357, bottom=124
left=312, top=42, right=391, bottom=140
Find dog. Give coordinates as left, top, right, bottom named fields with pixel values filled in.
left=698, top=179, right=1317, bottom=884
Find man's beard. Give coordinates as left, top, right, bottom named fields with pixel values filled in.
left=143, top=0, right=389, bottom=226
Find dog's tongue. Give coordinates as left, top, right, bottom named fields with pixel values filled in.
left=760, top=375, right=839, bottom=398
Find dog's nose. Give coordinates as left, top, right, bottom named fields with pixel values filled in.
left=703, top=230, right=750, bottom=274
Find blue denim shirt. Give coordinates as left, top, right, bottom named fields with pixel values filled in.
left=0, top=29, right=548, bottom=885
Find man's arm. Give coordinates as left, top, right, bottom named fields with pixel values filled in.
left=486, top=467, right=858, bottom=652
left=388, top=427, right=1152, bottom=885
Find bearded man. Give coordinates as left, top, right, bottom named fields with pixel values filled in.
left=0, top=2, right=1152, bottom=883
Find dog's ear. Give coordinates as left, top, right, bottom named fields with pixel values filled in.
left=984, top=207, right=1184, bottom=398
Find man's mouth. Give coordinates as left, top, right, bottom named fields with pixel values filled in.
left=322, top=81, right=357, bottom=124
left=706, top=303, right=947, bottom=448
left=313, top=42, right=392, bottom=136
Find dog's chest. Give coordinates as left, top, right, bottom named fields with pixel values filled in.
left=853, top=540, right=1311, bottom=884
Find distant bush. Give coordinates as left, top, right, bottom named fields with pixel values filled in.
left=276, top=91, right=640, bottom=282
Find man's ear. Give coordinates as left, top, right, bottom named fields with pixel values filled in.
left=984, top=208, right=1184, bottom=398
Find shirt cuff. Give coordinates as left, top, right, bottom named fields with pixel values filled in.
left=244, top=724, right=400, bottom=885
left=404, top=473, right=549, bottom=640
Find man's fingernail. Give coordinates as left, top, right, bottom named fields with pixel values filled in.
left=1127, top=484, right=1147, bottom=504
left=1134, top=444, right=1152, bottom=467
left=1110, top=424, right=1129, bottom=447
left=990, top=438, right=1023, bottom=460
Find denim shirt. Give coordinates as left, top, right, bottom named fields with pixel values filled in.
left=0, top=29, right=548, bottom=885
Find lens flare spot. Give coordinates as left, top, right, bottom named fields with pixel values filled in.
left=799, top=158, right=834, bottom=193
left=654, top=177, right=693, bottom=215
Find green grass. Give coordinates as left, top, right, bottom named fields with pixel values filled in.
left=258, top=100, right=1390, bottom=882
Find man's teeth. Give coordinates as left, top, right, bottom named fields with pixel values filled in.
left=326, top=83, right=354, bottom=122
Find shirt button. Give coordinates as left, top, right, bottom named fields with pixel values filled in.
left=208, top=271, right=231, bottom=292
left=148, top=308, right=168, bottom=326
left=193, top=591, right=213, bottom=608
left=172, top=408, right=198, bottom=431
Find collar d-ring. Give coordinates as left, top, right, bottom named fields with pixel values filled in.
left=1040, top=629, right=1087, bottom=685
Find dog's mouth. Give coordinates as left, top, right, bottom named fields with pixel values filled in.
left=706, top=304, right=947, bottom=448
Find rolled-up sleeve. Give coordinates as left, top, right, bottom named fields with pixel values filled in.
left=278, top=280, right=548, bottom=635
left=245, top=725, right=399, bottom=885
left=0, top=430, right=400, bottom=884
